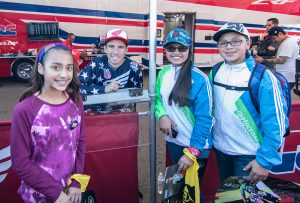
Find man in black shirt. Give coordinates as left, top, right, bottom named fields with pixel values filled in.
left=253, top=18, right=280, bottom=70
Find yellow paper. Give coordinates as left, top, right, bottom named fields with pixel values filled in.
left=67, top=174, right=91, bottom=192
left=183, top=148, right=200, bottom=203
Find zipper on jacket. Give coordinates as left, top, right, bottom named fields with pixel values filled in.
left=220, top=64, right=232, bottom=152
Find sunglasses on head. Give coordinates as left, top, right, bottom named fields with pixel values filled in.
left=166, top=45, right=189, bottom=53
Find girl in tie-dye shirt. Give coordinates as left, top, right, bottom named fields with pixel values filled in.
left=10, top=43, right=85, bottom=203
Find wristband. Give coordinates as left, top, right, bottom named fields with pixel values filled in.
left=188, top=147, right=200, bottom=157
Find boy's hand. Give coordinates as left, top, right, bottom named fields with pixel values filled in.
left=54, top=191, right=70, bottom=203
left=178, top=154, right=193, bottom=173
left=244, top=159, right=269, bottom=184
left=67, top=187, right=81, bottom=203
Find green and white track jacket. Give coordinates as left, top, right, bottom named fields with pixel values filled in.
left=155, top=64, right=214, bottom=151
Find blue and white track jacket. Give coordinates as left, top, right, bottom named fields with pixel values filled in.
left=155, top=64, right=214, bottom=151
left=210, top=54, right=288, bottom=170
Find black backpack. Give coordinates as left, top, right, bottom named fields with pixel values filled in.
left=211, top=62, right=291, bottom=137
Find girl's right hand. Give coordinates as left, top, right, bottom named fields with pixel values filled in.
left=54, top=191, right=70, bottom=203
left=67, top=187, right=81, bottom=203
left=159, top=115, right=176, bottom=137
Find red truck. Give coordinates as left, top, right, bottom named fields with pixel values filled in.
left=1, top=0, right=299, bottom=81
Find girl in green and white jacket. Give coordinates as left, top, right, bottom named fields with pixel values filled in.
left=155, top=28, right=214, bottom=179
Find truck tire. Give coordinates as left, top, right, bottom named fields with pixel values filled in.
left=12, top=59, right=34, bottom=82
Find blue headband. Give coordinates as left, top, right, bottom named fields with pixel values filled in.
left=37, top=43, right=69, bottom=63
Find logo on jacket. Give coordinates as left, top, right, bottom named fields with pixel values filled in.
left=104, top=69, right=111, bottom=79
left=130, top=61, right=138, bottom=70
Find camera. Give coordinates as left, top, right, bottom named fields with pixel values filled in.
left=249, top=36, right=276, bottom=57
left=249, top=48, right=276, bottom=57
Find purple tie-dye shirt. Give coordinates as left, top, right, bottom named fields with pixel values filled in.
left=10, top=95, right=85, bottom=203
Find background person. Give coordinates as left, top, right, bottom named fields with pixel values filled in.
left=62, top=33, right=87, bottom=73
left=251, top=18, right=279, bottom=70
left=255, top=26, right=299, bottom=89
left=211, top=23, right=288, bottom=184
left=95, top=34, right=105, bottom=52
left=62, top=33, right=76, bottom=50
left=10, top=43, right=85, bottom=203
left=155, top=28, right=213, bottom=188
left=265, top=18, right=279, bottom=34
left=72, top=49, right=88, bottom=73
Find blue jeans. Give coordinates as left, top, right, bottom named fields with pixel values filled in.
left=214, top=148, right=256, bottom=183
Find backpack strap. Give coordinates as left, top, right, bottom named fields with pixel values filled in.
left=212, top=62, right=249, bottom=91
left=274, top=72, right=292, bottom=117
left=248, top=63, right=266, bottom=114
left=211, top=62, right=222, bottom=91
left=211, top=62, right=223, bottom=83
left=213, top=82, right=249, bottom=91
left=249, top=63, right=291, bottom=137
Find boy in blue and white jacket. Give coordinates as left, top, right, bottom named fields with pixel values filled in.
left=210, top=23, right=288, bottom=183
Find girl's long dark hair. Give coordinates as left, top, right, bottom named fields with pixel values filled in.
left=168, top=50, right=192, bottom=107
left=20, top=46, right=81, bottom=106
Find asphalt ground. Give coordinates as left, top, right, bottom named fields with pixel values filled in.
left=1, top=70, right=300, bottom=202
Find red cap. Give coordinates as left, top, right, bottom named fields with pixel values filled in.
left=105, top=29, right=128, bottom=45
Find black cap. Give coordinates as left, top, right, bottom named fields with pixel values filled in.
left=268, top=26, right=285, bottom=37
